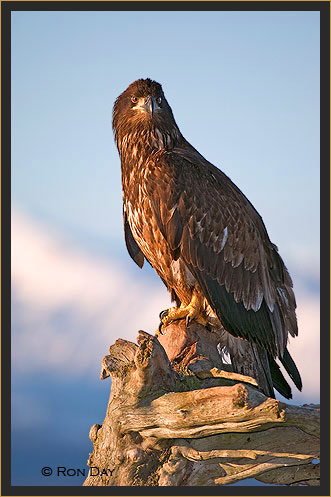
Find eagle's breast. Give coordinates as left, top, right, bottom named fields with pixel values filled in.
left=124, top=158, right=196, bottom=305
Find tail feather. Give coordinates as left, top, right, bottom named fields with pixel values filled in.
left=268, top=354, right=292, bottom=399
left=226, top=339, right=275, bottom=399
left=218, top=330, right=301, bottom=400
left=280, top=347, right=303, bottom=391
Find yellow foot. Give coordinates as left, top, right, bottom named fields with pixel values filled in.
left=156, top=299, right=208, bottom=335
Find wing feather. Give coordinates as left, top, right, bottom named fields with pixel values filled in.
left=145, top=149, right=298, bottom=357
left=123, top=209, right=144, bottom=268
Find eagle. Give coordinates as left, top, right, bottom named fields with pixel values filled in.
left=112, top=78, right=302, bottom=400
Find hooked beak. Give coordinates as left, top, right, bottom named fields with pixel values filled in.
left=132, top=95, right=160, bottom=115
left=142, top=95, right=157, bottom=115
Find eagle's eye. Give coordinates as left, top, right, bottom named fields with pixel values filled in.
left=131, top=96, right=138, bottom=104
left=157, top=97, right=162, bottom=104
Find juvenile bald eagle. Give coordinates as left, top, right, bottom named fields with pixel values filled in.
left=112, top=78, right=302, bottom=399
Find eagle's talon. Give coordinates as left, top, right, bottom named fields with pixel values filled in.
left=157, top=322, right=164, bottom=335
left=159, top=309, right=169, bottom=321
left=186, top=315, right=192, bottom=327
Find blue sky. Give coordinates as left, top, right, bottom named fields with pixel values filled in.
left=11, top=10, right=320, bottom=486
left=12, top=10, right=320, bottom=259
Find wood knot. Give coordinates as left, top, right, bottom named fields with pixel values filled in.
left=232, top=384, right=248, bottom=408
left=89, top=423, right=101, bottom=442
left=123, top=431, right=143, bottom=445
left=126, top=447, right=145, bottom=462
left=136, top=331, right=154, bottom=366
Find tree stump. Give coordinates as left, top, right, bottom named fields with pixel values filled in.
left=83, top=321, right=320, bottom=487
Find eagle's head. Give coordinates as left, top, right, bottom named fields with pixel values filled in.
left=112, top=78, right=182, bottom=156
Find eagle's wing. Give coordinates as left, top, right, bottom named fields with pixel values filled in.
left=123, top=208, right=144, bottom=268
left=145, top=148, right=298, bottom=360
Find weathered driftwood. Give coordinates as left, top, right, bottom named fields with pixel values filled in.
left=83, top=321, right=320, bottom=487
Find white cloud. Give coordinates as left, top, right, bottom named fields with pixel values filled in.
left=11, top=211, right=169, bottom=378
left=11, top=211, right=320, bottom=403
left=284, top=297, right=320, bottom=404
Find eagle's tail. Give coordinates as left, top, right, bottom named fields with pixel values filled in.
left=279, top=347, right=302, bottom=392
left=268, top=353, right=292, bottom=399
left=268, top=348, right=302, bottom=399
left=225, top=338, right=275, bottom=399
left=222, top=333, right=300, bottom=399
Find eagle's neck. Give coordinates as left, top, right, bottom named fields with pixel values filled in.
left=118, top=124, right=182, bottom=180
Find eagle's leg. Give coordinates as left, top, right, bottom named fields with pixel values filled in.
left=157, top=291, right=208, bottom=334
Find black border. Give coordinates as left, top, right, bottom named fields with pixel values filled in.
left=2, top=1, right=330, bottom=496
left=1, top=0, right=330, bottom=10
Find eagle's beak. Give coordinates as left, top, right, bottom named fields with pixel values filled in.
left=133, top=95, right=160, bottom=115
left=143, top=95, right=157, bottom=115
